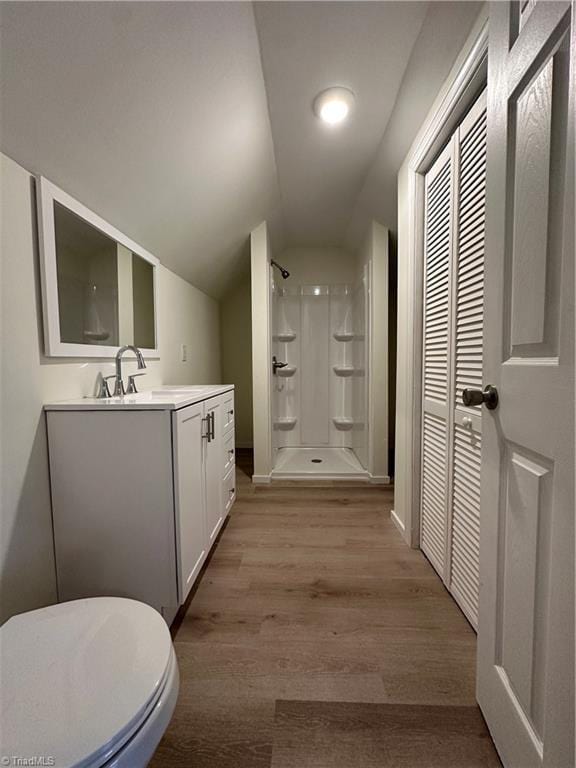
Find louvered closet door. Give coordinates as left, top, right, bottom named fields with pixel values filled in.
left=449, top=92, right=487, bottom=630
left=420, top=140, right=456, bottom=578
left=420, top=90, right=487, bottom=630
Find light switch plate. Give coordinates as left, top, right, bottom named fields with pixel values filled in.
left=180, top=343, right=187, bottom=362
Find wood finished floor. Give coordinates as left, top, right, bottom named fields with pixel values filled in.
left=149, top=451, right=500, bottom=767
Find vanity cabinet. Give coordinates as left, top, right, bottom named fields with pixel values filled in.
left=45, top=386, right=235, bottom=622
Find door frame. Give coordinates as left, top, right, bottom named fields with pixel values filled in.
left=394, top=8, right=488, bottom=547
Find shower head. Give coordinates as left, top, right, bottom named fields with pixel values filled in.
left=271, top=259, right=290, bottom=279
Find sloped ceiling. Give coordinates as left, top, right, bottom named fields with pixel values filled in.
left=0, top=1, right=481, bottom=298
left=0, top=1, right=281, bottom=298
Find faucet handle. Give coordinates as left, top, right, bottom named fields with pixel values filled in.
left=97, top=374, right=116, bottom=399
left=126, top=373, right=146, bottom=394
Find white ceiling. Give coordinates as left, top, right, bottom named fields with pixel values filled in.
left=0, top=2, right=481, bottom=297
left=254, top=1, right=428, bottom=246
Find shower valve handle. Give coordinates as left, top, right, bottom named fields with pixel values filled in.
left=272, top=356, right=288, bottom=374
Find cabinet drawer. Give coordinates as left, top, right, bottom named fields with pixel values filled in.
left=223, top=430, right=235, bottom=477
left=223, top=466, right=236, bottom=516
left=222, top=392, right=235, bottom=434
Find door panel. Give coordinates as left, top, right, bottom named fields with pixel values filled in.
left=205, top=399, right=224, bottom=543
left=499, top=448, right=552, bottom=734
left=510, top=59, right=553, bottom=347
left=173, top=403, right=206, bottom=603
left=421, top=93, right=487, bottom=626
left=420, top=140, right=456, bottom=580
left=450, top=422, right=482, bottom=625
left=448, top=91, right=487, bottom=630
left=421, top=412, right=449, bottom=574
left=454, top=95, right=487, bottom=410
left=478, top=3, right=574, bottom=766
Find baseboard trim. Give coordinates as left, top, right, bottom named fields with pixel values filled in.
left=252, top=474, right=271, bottom=485
left=390, top=508, right=406, bottom=534
left=369, top=475, right=391, bottom=485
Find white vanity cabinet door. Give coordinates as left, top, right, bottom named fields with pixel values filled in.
left=204, top=397, right=225, bottom=544
left=173, top=402, right=207, bottom=603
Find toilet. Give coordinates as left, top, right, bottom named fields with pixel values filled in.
left=0, top=597, right=179, bottom=767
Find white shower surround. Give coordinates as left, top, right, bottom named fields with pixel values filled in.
left=271, top=277, right=369, bottom=476
left=250, top=221, right=389, bottom=484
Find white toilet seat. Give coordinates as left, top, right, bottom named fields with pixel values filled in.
left=98, top=648, right=179, bottom=768
left=0, top=597, right=179, bottom=768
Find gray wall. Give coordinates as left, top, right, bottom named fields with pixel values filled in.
left=0, top=153, right=222, bottom=623
left=220, top=275, right=253, bottom=448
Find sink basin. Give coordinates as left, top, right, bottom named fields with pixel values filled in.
left=151, top=386, right=211, bottom=396
left=96, top=386, right=215, bottom=403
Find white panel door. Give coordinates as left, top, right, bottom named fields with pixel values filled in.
left=420, top=139, right=456, bottom=580
left=204, top=397, right=224, bottom=543
left=173, top=402, right=207, bottom=603
left=478, top=3, right=574, bottom=766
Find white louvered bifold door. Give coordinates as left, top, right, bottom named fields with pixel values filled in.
left=449, top=92, right=487, bottom=630
left=420, top=90, right=487, bottom=630
left=420, top=140, right=456, bottom=580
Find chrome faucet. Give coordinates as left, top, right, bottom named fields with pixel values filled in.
left=113, top=345, right=146, bottom=396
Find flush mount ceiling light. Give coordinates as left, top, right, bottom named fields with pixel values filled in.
left=313, top=87, right=355, bottom=125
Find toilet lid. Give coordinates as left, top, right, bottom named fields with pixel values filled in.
left=1, top=597, right=173, bottom=768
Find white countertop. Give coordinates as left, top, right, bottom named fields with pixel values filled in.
left=44, top=384, right=234, bottom=411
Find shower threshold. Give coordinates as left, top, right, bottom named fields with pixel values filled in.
left=272, top=447, right=368, bottom=480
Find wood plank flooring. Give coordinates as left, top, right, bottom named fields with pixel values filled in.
left=272, top=700, right=500, bottom=768
left=149, top=451, right=500, bottom=767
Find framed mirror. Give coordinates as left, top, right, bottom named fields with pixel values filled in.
left=37, top=177, right=159, bottom=357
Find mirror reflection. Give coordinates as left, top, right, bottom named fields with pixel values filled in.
left=54, top=202, right=156, bottom=349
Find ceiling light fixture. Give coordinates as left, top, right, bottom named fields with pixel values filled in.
left=313, top=87, right=355, bottom=125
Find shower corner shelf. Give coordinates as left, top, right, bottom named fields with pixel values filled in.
left=274, top=417, right=297, bottom=431
left=333, top=417, right=354, bottom=431
left=277, top=365, right=297, bottom=377
left=333, top=331, right=354, bottom=342
left=273, top=331, right=296, bottom=342
left=333, top=365, right=355, bottom=377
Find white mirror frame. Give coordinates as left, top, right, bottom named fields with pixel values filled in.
left=37, top=176, right=160, bottom=358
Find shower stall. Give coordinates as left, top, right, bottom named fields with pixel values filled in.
left=271, top=276, right=369, bottom=478
left=250, top=220, right=389, bottom=484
